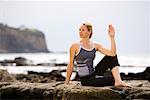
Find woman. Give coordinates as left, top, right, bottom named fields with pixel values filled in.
left=64, top=23, right=130, bottom=87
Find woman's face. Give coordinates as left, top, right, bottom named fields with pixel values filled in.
left=79, top=25, right=90, bottom=39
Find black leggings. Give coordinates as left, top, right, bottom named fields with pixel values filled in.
left=80, top=55, right=120, bottom=87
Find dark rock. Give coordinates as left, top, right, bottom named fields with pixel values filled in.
left=0, top=57, right=34, bottom=66
left=12, top=70, right=65, bottom=83
left=0, top=23, right=49, bottom=53
left=27, top=70, right=65, bottom=82
left=37, top=62, right=67, bottom=66
left=54, top=63, right=67, bottom=66
left=121, top=67, right=150, bottom=81
left=14, top=57, right=33, bottom=66
left=36, top=63, right=53, bottom=66
left=142, top=67, right=150, bottom=81
left=0, top=59, right=15, bottom=66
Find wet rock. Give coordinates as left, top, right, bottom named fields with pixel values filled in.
left=142, top=67, right=150, bottom=81
left=54, top=63, right=67, bottom=66
left=36, top=62, right=67, bottom=66
left=121, top=67, right=150, bottom=81
left=36, top=63, right=53, bottom=66
left=0, top=59, right=15, bottom=66
left=14, top=57, right=33, bottom=66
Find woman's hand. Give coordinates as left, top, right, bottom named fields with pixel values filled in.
left=108, top=25, right=115, bottom=38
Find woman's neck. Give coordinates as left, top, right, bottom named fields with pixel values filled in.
left=80, top=38, right=90, bottom=44
left=80, top=38, right=94, bottom=50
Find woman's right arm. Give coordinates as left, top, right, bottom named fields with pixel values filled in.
left=64, top=43, right=76, bottom=84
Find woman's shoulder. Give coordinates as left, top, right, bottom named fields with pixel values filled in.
left=92, top=41, right=103, bottom=50
left=70, top=42, right=80, bottom=49
left=92, top=41, right=102, bottom=46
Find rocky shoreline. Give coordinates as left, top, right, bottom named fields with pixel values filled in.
left=1, top=80, right=150, bottom=100
left=0, top=69, right=150, bottom=100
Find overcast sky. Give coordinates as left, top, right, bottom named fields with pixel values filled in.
left=0, top=0, right=149, bottom=55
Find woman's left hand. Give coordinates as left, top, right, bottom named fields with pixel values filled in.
left=108, top=25, right=115, bottom=38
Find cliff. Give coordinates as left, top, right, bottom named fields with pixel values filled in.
left=0, top=23, right=49, bottom=53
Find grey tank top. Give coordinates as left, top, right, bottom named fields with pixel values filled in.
left=75, top=42, right=96, bottom=77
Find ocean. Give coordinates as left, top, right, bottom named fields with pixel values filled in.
left=0, top=53, right=149, bottom=77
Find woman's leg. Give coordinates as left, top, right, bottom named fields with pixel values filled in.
left=95, top=55, right=130, bottom=87
left=92, top=55, right=119, bottom=86
left=111, top=66, right=122, bottom=83
left=95, top=55, right=120, bottom=75
left=111, top=66, right=130, bottom=87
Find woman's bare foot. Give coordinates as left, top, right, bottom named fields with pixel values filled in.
left=114, top=81, right=131, bottom=87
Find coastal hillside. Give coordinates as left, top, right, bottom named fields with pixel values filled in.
left=0, top=23, right=49, bottom=53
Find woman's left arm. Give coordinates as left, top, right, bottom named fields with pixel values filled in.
left=95, top=25, right=116, bottom=56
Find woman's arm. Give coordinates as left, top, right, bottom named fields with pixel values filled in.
left=95, top=25, right=116, bottom=56
left=64, top=44, right=76, bottom=84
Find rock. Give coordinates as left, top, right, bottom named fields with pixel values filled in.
left=0, top=68, right=149, bottom=99
left=0, top=81, right=150, bottom=100
left=54, top=81, right=122, bottom=100
left=0, top=69, right=16, bottom=82
left=54, top=63, right=67, bottom=66
left=14, top=57, right=33, bottom=66
left=0, top=82, right=58, bottom=99
left=142, top=67, right=150, bottom=81
left=121, top=67, right=150, bottom=81
left=13, top=70, right=65, bottom=83
left=36, top=63, right=53, bottom=66
left=0, top=59, right=15, bottom=66
left=27, top=70, right=65, bottom=82
left=37, top=62, right=67, bottom=67
left=0, top=57, right=34, bottom=66
left=0, top=68, right=65, bottom=83
left=0, top=23, right=49, bottom=53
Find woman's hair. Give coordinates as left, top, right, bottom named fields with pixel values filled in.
left=82, top=23, right=93, bottom=39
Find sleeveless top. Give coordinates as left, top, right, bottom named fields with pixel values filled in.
left=74, top=42, right=96, bottom=77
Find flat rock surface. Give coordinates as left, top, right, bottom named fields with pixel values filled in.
left=0, top=80, right=150, bottom=100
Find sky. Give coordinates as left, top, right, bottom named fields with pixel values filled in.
left=0, top=0, right=149, bottom=55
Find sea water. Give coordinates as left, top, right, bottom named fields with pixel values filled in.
left=0, top=53, right=149, bottom=76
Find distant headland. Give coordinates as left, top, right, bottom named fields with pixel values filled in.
left=0, top=23, right=50, bottom=53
